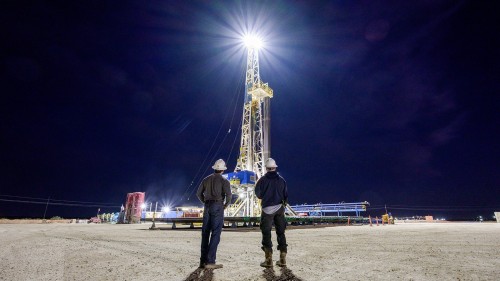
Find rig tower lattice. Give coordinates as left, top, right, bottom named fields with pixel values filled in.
left=226, top=38, right=273, bottom=217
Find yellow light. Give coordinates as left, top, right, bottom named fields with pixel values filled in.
left=243, top=35, right=263, bottom=49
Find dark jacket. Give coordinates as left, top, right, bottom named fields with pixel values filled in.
left=196, top=173, right=232, bottom=207
left=255, top=171, right=288, bottom=208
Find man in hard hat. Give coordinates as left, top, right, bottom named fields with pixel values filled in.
left=255, top=158, right=288, bottom=267
left=196, top=159, right=232, bottom=269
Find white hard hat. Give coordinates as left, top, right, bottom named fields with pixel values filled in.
left=265, top=158, right=278, bottom=168
left=212, top=159, right=227, bottom=170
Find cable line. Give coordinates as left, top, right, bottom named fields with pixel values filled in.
left=186, top=68, right=247, bottom=200
left=181, top=67, right=245, bottom=202
left=227, top=117, right=243, bottom=168
left=226, top=74, right=244, bottom=168
left=0, top=198, right=120, bottom=208
left=384, top=207, right=499, bottom=211
left=376, top=204, right=499, bottom=209
left=368, top=205, right=500, bottom=211
left=0, top=194, right=120, bottom=206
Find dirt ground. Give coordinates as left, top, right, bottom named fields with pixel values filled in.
left=0, top=222, right=498, bottom=281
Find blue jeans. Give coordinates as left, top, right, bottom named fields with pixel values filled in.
left=200, top=201, right=224, bottom=264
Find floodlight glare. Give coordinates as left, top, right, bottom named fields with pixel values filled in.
left=140, top=203, right=146, bottom=209
left=162, top=206, right=170, bottom=213
left=243, top=35, right=263, bottom=49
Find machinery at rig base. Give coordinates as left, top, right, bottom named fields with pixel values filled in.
left=291, top=202, right=370, bottom=217
left=223, top=170, right=260, bottom=217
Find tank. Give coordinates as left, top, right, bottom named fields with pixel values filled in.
left=124, top=192, right=145, bottom=223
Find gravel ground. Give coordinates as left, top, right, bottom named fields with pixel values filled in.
left=0, top=222, right=499, bottom=281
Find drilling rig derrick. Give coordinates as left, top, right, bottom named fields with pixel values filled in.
left=225, top=42, right=273, bottom=217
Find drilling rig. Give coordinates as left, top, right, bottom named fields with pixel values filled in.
left=224, top=36, right=273, bottom=217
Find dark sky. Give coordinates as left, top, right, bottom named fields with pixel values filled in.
left=1, top=1, right=499, bottom=219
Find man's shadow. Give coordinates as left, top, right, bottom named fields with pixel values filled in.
left=263, top=267, right=303, bottom=281
left=183, top=268, right=214, bottom=281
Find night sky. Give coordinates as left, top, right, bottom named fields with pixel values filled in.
left=1, top=1, right=499, bottom=219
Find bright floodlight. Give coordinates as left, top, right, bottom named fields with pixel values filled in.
left=239, top=193, right=246, bottom=199
left=140, top=203, right=146, bottom=209
left=162, top=206, right=170, bottom=213
left=243, top=35, right=263, bottom=49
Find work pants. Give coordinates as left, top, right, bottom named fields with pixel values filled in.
left=260, top=206, right=287, bottom=252
left=200, top=200, right=224, bottom=264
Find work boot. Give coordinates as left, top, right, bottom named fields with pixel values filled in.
left=276, top=251, right=286, bottom=267
left=198, top=261, right=206, bottom=268
left=204, top=263, right=223, bottom=269
left=260, top=247, right=273, bottom=268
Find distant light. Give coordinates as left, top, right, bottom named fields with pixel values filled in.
left=239, top=193, right=246, bottom=199
left=162, top=206, right=170, bottom=213
left=140, top=203, right=146, bottom=209
left=243, top=35, right=263, bottom=49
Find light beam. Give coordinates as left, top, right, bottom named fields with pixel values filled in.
left=243, top=35, right=263, bottom=49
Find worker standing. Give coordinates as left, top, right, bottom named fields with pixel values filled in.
left=255, top=158, right=288, bottom=267
left=196, top=159, right=232, bottom=269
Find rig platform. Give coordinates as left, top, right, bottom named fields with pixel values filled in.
left=147, top=216, right=368, bottom=229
